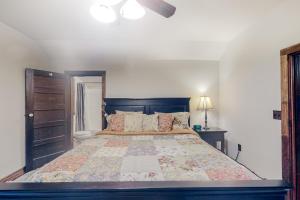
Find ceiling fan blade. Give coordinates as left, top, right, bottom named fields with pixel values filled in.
left=137, top=0, right=176, bottom=18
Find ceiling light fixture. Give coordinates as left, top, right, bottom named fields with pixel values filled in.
left=120, top=0, right=146, bottom=20
left=90, top=0, right=176, bottom=24
left=90, top=3, right=117, bottom=23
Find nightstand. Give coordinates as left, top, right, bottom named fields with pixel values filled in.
left=193, top=127, right=227, bottom=153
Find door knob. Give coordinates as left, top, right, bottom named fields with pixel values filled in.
left=28, top=113, right=34, bottom=117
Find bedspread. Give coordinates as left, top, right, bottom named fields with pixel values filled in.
left=17, top=133, right=259, bottom=182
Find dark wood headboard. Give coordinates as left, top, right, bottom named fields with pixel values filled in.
left=104, top=98, right=190, bottom=114
left=103, top=98, right=190, bottom=128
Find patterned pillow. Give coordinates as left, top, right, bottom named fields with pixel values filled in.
left=158, top=114, right=174, bottom=132
left=172, top=112, right=190, bottom=129
left=142, top=114, right=159, bottom=131
left=106, top=114, right=124, bottom=131
left=155, top=112, right=190, bottom=129
left=124, top=113, right=143, bottom=132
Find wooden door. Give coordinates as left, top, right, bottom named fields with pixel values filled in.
left=294, top=54, right=300, bottom=199
left=25, top=69, right=69, bottom=171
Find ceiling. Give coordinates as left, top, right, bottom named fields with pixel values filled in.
left=0, top=0, right=283, bottom=64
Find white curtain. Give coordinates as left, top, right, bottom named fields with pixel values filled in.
left=84, top=83, right=102, bottom=131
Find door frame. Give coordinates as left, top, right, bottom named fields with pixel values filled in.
left=65, top=71, right=106, bottom=150
left=281, top=43, right=300, bottom=200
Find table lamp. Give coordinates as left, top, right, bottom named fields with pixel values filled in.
left=197, top=96, right=214, bottom=130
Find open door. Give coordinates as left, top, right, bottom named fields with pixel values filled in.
left=25, top=69, right=70, bottom=171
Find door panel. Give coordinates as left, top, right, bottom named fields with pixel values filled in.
left=34, top=93, right=65, bottom=110
left=33, top=139, right=65, bottom=158
left=34, top=110, right=65, bottom=125
left=34, top=76, right=65, bottom=90
left=25, top=69, right=69, bottom=171
left=34, top=126, right=65, bottom=141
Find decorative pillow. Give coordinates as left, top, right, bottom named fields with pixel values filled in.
left=158, top=114, right=174, bottom=132
left=142, top=114, right=159, bottom=131
left=106, top=114, right=124, bottom=131
left=155, top=112, right=190, bottom=129
left=116, top=110, right=143, bottom=114
left=124, top=113, right=143, bottom=132
left=172, top=112, right=190, bottom=129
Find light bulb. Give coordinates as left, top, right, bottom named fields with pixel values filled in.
left=120, top=0, right=146, bottom=20
left=90, top=3, right=117, bottom=23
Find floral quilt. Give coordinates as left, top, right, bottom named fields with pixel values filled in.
left=16, top=133, right=259, bottom=182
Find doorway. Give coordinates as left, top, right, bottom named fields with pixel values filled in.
left=65, top=71, right=106, bottom=149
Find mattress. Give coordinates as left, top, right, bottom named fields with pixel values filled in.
left=16, top=131, right=259, bottom=182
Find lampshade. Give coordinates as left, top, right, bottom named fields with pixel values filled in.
left=197, top=96, right=214, bottom=110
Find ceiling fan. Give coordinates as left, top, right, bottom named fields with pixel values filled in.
left=136, top=0, right=176, bottom=18
left=90, top=0, right=176, bottom=23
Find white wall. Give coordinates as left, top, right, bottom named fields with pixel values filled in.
left=219, top=0, right=300, bottom=179
left=0, top=22, right=49, bottom=179
left=85, top=85, right=102, bottom=131
left=52, top=60, right=220, bottom=128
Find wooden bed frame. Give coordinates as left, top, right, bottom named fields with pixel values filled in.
left=103, top=98, right=190, bottom=128
left=0, top=180, right=289, bottom=200
left=0, top=98, right=290, bottom=199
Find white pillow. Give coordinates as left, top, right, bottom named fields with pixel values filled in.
left=124, top=113, right=143, bottom=132
left=142, top=114, right=159, bottom=131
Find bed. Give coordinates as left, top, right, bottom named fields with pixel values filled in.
left=16, top=98, right=257, bottom=182
left=16, top=130, right=258, bottom=182
left=0, top=98, right=289, bottom=199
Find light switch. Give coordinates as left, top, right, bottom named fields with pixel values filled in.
left=273, top=110, right=281, bottom=120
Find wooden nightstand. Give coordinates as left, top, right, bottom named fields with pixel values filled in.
left=193, top=127, right=227, bottom=153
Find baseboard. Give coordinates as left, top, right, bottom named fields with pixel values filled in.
left=0, top=167, right=25, bottom=183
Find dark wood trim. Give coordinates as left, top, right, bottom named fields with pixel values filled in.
left=0, top=180, right=290, bottom=200
left=65, top=71, right=106, bottom=150
left=0, top=168, right=25, bottom=183
left=281, top=44, right=300, bottom=200
left=281, top=43, right=300, bottom=56
left=64, top=71, right=106, bottom=77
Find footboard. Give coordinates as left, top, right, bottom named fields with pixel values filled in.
left=0, top=180, right=290, bottom=200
